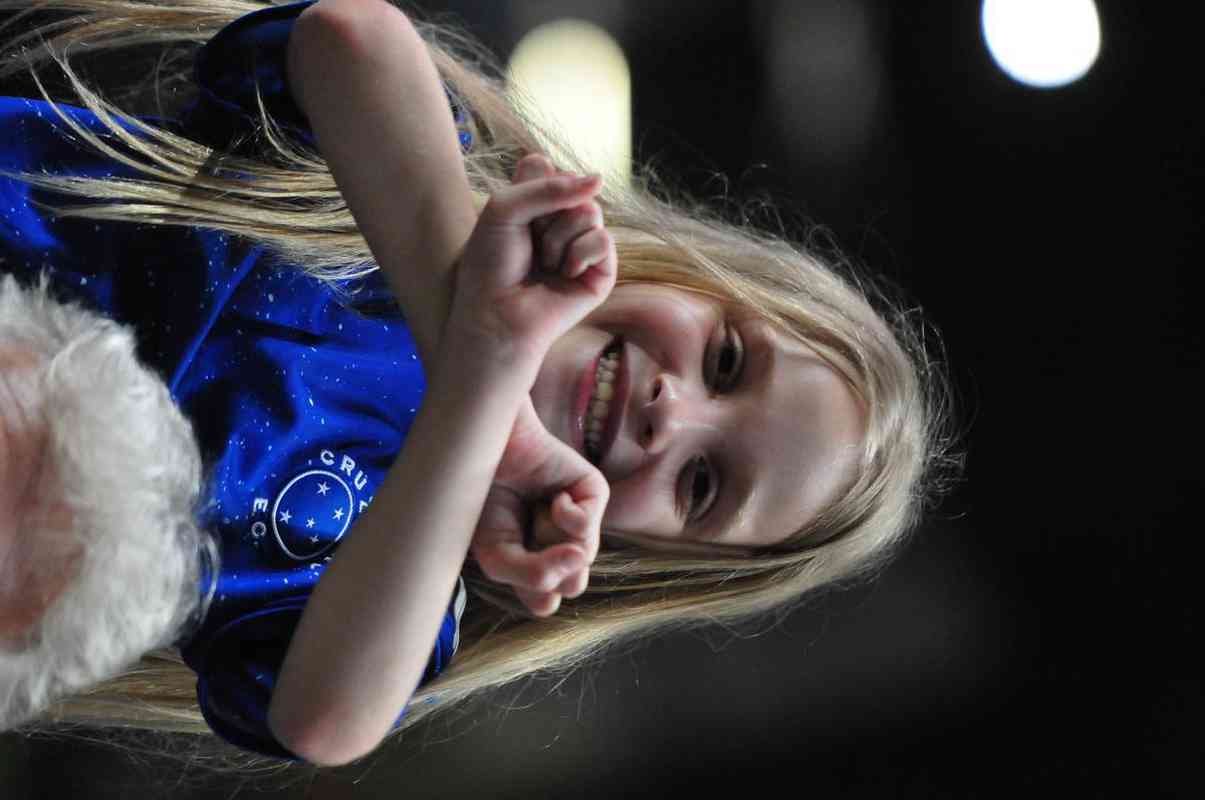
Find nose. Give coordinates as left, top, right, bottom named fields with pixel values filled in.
left=639, top=373, right=716, bottom=454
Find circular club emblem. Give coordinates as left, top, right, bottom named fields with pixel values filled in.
left=270, top=470, right=354, bottom=561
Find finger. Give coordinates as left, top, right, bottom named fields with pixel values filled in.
left=518, top=227, right=617, bottom=334
left=512, top=159, right=536, bottom=184
left=528, top=497, right=565, bottom=549
left=517, top=156, right=559, bottom=240
left=531, top=494, right=601, bottom=574
left=537, top=201, right=603, bottom=273
left=547, top=502, right=591, bottom=598
left=560, top=225, right=614, bottom=281
left=514, top=585, right=561, bottom=617
left=506, top=437, right=609, bottom=567
left=531, top=494, right=602, bottom=605
left=482, top=174, right=602, bottom=228
left=547, top=490, right=599, bottom=562
left=473, top=486, right=585, bottom=593
left=514, top=494, right=595, bottom=603
left=513, top=153, right=555, bottom=184
left=556, top=567, right=589, bottom=599
left=472, top=535, right=586, bottom=594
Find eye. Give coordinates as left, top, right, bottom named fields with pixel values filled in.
left=678, top=456, right=717, bottom=522
left=709, top=322, right=744, bottom=392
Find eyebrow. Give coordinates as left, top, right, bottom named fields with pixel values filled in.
left=706, top=322, right=775, bottom=543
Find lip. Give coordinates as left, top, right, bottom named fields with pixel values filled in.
left=572, top=344, right=604, bottom=458
left=571, top=336, right=628, bottom=467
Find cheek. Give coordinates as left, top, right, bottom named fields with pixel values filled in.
left=591, top=292, right=702, bottom=342
left=602, top=471, right=675, bottom=536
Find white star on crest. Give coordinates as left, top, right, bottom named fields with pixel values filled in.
left=317, top=482, right=330, bottom=495
left=307, top=518, right=316, bottom=528
left=333, top=508, right=344, bottom=520
left=280, top=510, right=292, bottom=523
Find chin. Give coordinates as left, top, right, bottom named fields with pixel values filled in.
left=0, top=273, right=217, bottom=729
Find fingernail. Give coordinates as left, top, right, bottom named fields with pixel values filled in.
left=575, top=174, right=599, bottom=184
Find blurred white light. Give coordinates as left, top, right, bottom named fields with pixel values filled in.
left=982, top=0, right=1101, bottom=89
left=507, top=20, right=631, bottom=184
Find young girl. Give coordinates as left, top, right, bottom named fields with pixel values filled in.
left=0, top=0, right=957, bottom=772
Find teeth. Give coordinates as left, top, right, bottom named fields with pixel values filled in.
left=584, top=342, right=621, bottom=461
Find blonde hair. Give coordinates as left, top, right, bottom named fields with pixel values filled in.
left=0, top=0, right=962, bottom=778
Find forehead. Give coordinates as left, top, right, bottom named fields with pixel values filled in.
left=720, top=319, right=866, bottom=548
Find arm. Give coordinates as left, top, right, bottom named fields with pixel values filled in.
left=267, top=345, right=529, bottom=767
left=284, top=0, right=476, bottom=367
left=272, top=0, right=483, bottom=762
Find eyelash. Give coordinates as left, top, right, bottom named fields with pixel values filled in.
left=677, top=322, right=744, bottom=522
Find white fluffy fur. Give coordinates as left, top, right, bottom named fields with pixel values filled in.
left=0, top=271, right=219, bottom=730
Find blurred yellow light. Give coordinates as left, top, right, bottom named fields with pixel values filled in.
left=507, top=20, right=631, bottom=186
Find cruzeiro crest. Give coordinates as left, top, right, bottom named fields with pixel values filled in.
left=249, top=449, right=376, bottom=562
left=270, top=469, right=355, bottom=560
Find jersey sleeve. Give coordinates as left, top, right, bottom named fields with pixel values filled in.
left=181, top=0, right=319, bottom=153
left=180, top=0, right=472, bottom=155
left=193, top=577, right=467, bottom=763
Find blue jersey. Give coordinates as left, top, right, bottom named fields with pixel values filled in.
left=0, top=0, right=472, bottom=761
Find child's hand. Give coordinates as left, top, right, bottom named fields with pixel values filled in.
left=471, top=396, right=605, bottom=617
left=443, top=154, right=617, bottom=382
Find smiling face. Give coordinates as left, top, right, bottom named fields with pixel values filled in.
left=530, top=283, right=868, bottom=554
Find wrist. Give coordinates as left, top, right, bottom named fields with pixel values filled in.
left=398, top=338, right=534, bottom=497
left=433, top=324, right=543, bottom=400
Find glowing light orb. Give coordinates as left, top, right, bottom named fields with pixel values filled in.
left=507, top=19, right=631, bottom=184
left=982, top=0, right=1101, bottom=88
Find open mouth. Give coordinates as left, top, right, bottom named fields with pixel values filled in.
left=577, top=336, right=625, bottom=468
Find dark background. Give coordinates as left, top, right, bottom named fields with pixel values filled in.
left=2, top=0, right=1199, bottom=797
